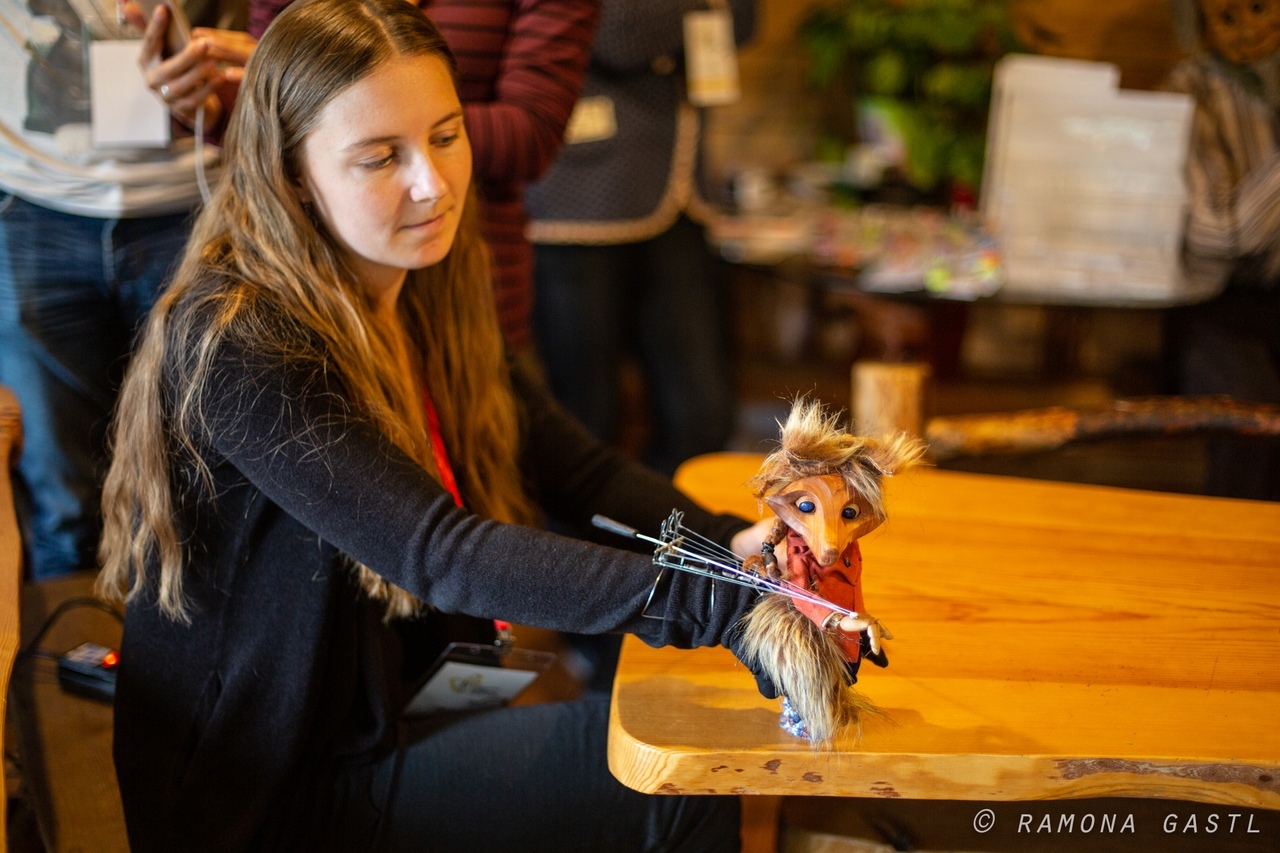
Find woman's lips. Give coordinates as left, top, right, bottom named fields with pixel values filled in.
left=403, top=211, right=446, bottom=233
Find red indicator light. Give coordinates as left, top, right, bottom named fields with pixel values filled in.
left=101, top=650, right=120, bottom=668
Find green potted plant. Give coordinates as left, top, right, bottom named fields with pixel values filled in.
left=800, top=0, right=1019, bottom=206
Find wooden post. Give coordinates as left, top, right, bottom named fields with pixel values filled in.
left=851, top=360, right=930, bottom=437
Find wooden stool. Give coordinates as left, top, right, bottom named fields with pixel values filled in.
left=852, top=361, right=931, bottom=437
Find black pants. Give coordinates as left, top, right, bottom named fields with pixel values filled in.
left=533, top=216, right=736, bottom=476
left=366, top=695, right=741, bottom=852
left=1167, top=285, right=1280, bottom=500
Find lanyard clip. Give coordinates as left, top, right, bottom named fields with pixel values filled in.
left=493, top=619, right=514, bottom=651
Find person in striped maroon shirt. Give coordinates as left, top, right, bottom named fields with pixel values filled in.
left=138, top=0, right=599, bottom=352
left=1163, top=0, right=1280, bottom=499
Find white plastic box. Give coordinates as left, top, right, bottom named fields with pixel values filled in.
left=981, top=55, right=1207, bottom=304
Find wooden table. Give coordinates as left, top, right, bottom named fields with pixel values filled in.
left=608, top=453, right=1280, bottom=808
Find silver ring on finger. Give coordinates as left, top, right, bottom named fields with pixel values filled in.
left=160, top=84, right=171, bottom=101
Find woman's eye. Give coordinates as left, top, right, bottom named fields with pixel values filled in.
left=361, top=153, right=395, bottom=170
left=842, top=506, right=859, bottom=519
left=433, top=132, right=459, bottom=147
left=797, top=500, right=815, bottom=513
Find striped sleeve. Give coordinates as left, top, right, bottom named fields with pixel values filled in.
left=433, top=0, right=599, bottom=185
left=1169, top=58, right=1280, bottom=271
left=248, top=0, right=289, bottom=39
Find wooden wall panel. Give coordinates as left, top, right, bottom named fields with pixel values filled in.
left=1010, top=0, right=1186, bottom=90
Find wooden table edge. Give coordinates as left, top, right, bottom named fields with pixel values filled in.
left=607, top=683, right=1280, bottom=808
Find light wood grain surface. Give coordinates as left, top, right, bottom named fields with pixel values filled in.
left=1, top=386, right=23, bottom=852
left=608, top=453, right=1280, bottom=807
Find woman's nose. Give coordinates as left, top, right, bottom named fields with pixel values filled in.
left=408, top=154, right=445, bottom=202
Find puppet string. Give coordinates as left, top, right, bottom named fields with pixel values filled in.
left=591, top=513, right=860, bottom=621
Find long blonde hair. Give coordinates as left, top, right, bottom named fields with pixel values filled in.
left=98, top=0, right=532, bottom=622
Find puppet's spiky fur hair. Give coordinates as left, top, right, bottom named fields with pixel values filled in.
left=739, top=596, right=883, bottom=746
left=748, top=398, right=926, bottom=519
left=741, top=398, right=924, bottom=746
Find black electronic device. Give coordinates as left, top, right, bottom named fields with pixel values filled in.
left=57, top=642, right=119, bottom=702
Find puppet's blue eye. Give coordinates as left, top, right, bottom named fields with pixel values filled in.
left=797, top=500, right=816, bottom=513
left=842, top=506, right=859, bottom=519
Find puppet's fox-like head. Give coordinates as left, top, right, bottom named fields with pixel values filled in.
left=749, top=398, right=927, bottom=561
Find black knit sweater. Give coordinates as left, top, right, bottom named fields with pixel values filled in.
left=113, top=328, right=755, bottom=851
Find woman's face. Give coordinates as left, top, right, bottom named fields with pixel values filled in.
left=298, top=54, right=472, bottom=297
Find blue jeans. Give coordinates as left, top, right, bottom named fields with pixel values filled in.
left=534, top=216, right=736, bottom=476
left=0, top=193, right=193, bottom=577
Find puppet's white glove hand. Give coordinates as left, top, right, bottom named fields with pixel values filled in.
left=835, top=613, right=892, bottom=656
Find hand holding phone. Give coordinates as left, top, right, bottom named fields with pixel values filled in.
left=134, top=0, right=192, bottom=56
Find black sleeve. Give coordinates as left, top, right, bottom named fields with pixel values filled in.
left=194, top=337, right=758, bottom=649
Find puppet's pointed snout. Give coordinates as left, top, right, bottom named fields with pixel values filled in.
left=812, top=516, right=851, bottom=566
left=766, top=474, right=862, bottom=567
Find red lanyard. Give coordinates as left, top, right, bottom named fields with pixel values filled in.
left=421, top=387, right=463, bottom=508
left=422, top=387, right=512, bottom=640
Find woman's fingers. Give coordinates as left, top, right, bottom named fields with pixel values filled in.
left=170, top=75, right=223, bottom=128
left=118, top=1, right=147, bottom=32
left=145, top=39, right=223, bottom=126
left=130, top=6, right=245, bottom=130
left=136, top=4, right=168, bottom=69
left=192, top=28, right=258, bottom=65
left=158, top=60, right=223, bottom=127
left=146, top=38, right=212, bottom=86
left=729, top=516, right=777, bottom=559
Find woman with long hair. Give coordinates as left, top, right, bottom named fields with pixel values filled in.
left=96, top=0, right=791, bottom=848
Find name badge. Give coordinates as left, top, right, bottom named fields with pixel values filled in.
left=404, top=642, right=555, bottom=716
left=564, top=96, right=617, bottom=144
left=684, top=8, right=740, bottom=107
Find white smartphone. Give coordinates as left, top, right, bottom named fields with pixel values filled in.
left=134, top=0, right=192, bottom=56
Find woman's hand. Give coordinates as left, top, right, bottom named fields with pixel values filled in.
left=122, top=2, right=254, bottom=131
left=192, top=28, right=257, bottom=66
left=729, top=516, right=776, bottom=561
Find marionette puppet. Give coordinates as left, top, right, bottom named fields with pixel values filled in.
left=737, top=399, right=925, bottom=746
left=592, top=398, right=924, bottom=747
